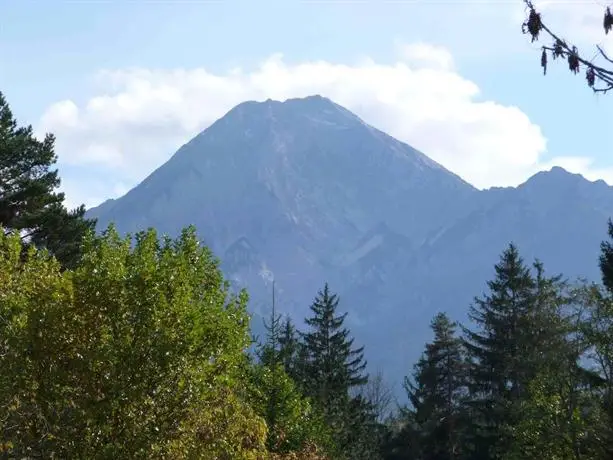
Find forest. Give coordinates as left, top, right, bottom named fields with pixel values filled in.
left=2, top=78, right=613, bottom=460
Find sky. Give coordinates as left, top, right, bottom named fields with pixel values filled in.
left=1, top=0, right=612, bottom=209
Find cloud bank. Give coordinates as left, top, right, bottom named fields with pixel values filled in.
left=39, top=41, right=610, bottom=208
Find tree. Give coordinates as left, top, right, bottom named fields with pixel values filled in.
left=252, top=283, right=333, bottom=456
left=566, top=220, right=613, bottom=457
left=462, top=244, right=569, bottom=459
left=301, top=283, right=368, bottom=411
left=0, top=91, right=95, bottom=268
left=501, top=283, right=603, bottom=460
left=258, top=281, right=283, bottom=449
left=247, top=361, right=334, bottom=456
left=300, top=283, right=373, bottom=459
left=522, top=0, right=613, bottom=93
left=503, top=363, right=604, bottom=460
left=357, top=370, right=394, bottom=424
left=573, top=284, right=613, bottom=460
left=402, top=312, right=468, bottom=460
left=599, top=219, right=613, bottom=294
left=0, top=225, right=268, bottom=458
left=278, top=316, right=305, bottom=385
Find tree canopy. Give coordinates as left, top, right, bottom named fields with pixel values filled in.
left=0, top=91, right=95, bottom=268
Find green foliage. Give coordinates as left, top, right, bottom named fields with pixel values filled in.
left=573, top=284, right=613, bottom=458
left=247, top=362, right=333, bottom=455
left=402, top=312, right=468, bottom=460
left=299, top=283, right=381, bottom=460
left=7, top=78, right=613, bottom=459
left=462, top=244, right=570, bottom=459
left=278, top=316, right=303, bottom=384
left=301, top=283, right=367, bottom=408
left=0, top=91, right=95, bottom=269
left=252, top=284, right=334, bottom=456
left=502, top=369, right=602, bottom=460
left=0, top=225, right=268, bottom=458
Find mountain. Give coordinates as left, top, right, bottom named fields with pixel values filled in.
left=338, top=166, right=613, bottom=390
left=87, top=96, right=613, bottom=397
left=89, top=95, right=475, bottom=318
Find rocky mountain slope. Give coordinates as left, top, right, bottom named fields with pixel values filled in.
left=89, top=95, right=475, bottom=318
left=88, top=96, right=613, bottom=396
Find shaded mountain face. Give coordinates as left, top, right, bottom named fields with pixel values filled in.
left=89, top=95, right=475, bottom=316
left=337, top=166, right=613, bottom=394
left=88, top=96, right=613, bottom=398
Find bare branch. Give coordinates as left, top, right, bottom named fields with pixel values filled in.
left=522, top=0, right=613, bottom=94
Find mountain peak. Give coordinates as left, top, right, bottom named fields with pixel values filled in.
left=515, top=166, right=611, bottom=208
left=522, top=166, right=608, bottom=190
left=230, top=95, right=335, bottom=112
left=88, top=94, right=475, bottom=251
left=223, top=95, right=357, bottom=125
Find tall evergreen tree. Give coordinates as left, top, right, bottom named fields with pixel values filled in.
left=0, top=91, right=95, bottom=268
left=278, top=316, right=305, bottom=385
left=402, top=312, right=468, bottom=460
left=462, top=244, right=568, bottom=459
left=575, top=219, right=613, bottom=457
left=256, top=281, right=284, bottom=450
left=302, top=283, right=368, bottom=410
left=301, top=282, right=371, bottom=458
left=250, top=288, right=337, bottom=456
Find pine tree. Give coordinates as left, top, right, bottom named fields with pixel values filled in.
left=403, top=312, right=468, bottom=460
left=0, top=91, right=95, bottom=268
left=462, top=244, right=569, bottom=459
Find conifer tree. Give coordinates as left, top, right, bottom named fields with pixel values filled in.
left=599, top=219, right=613, bottom=295
left=301, top=283, right=367, bottom=410
left=278, top=316, right=305, bottom=385
left=256, top=281, right=283, bottom=450
left=574, top=219, right=613, bottom=457
left=301, top=282, right=371, bottom=458
left=0, top=91, right=95, bottom=268
left=402, top=312, right=468, bottom=460
left=462, top=244, right=568, bottom=459
left=252, top=283, right=336, bottom=456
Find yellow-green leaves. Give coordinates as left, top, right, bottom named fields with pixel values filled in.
left=0, top=225, right=265, bottom=459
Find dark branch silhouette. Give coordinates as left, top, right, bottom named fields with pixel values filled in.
left=522, top=0, right=613, bottom=93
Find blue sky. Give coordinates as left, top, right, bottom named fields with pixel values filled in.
left=1, top=0, right=612, bottom=208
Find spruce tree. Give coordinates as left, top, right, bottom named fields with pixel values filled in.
left=278, top=316, right=304, bottom=385
left=302, top=282, right=367, bottom=409
left=403, top=312, right=468, bottom=460
left=462, top=244, right=568, bottom=459
left=301, top=282, right=370, bottom=458
left=256, top=281, right=283, bottom=450
left=0, top=91, right=95, bottom=268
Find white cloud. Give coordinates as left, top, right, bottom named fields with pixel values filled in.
left=397, top=42, right=455, bottom=70
left=38, top=42, right=609, bottom=208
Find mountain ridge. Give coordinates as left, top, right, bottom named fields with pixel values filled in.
left=86, top=95, right=613, bottom=396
